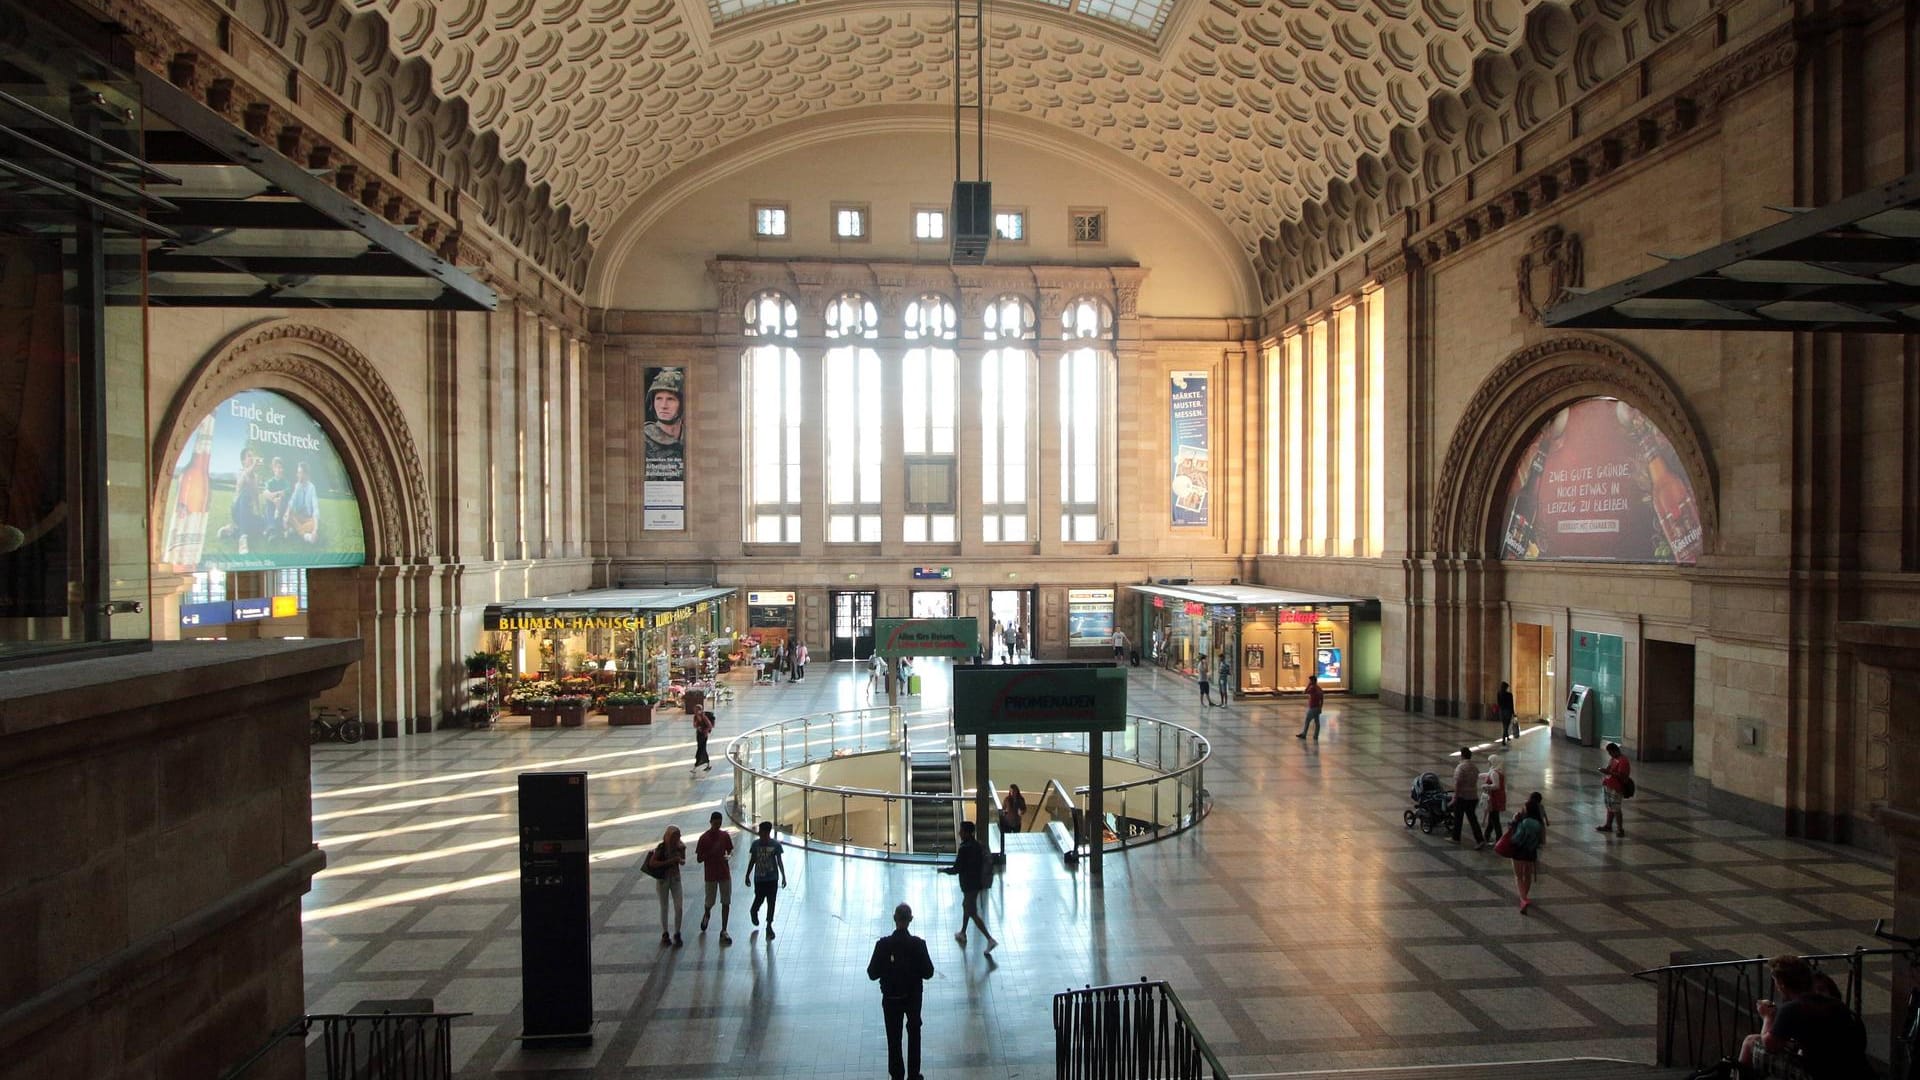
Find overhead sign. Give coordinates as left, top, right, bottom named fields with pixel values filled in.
left=1066, top=588, right=1114, bottom=604
left=748, top=591, right=796, bottom=606
left=179, top=601, right=233, bottom=628
left=954, top=665, right=1128, bottom=735
left=231, top=597, right=273, bottom=621
left=912, top=566, right=953, bottom=580
left=874, top=617, right=978, bottom=657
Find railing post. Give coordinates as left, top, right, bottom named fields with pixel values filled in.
left=803, top=788, right=811, bottom=840
left=841, top=792, right=850, bottom=844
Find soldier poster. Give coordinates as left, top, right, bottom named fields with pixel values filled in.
left=1170, top=371, right=1210, bottom=526
left=642, top=366, right=686, bottom=530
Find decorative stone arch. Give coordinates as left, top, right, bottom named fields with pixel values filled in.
left=1429, top=332, right=1718, bottom=560
left=150, top=322, right=435, bottom=564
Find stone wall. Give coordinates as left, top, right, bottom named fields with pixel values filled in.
left=0, top=640, right=357, bottom=1079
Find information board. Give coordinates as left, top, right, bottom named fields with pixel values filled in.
left=953, top=665, right=1127, bottom=735
left=874, top=617, right=979, bottom=657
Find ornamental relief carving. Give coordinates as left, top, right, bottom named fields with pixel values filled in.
left=1429, top=333, right=1717, bottom=558
left=1516, top=226, right=1583, bottom=323
left=153, top=323, right=435, bottom=563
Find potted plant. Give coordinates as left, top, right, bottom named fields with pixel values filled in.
left=604, top=690, right=656, bottom=726
left=555, top=693, right=591, bottom=727
left=464, top=650, right=501, bottom=678
left=518, top=694, right=558, bottom=728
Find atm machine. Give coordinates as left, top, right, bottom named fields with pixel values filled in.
left=1563, top=685, right=1597, bottom=746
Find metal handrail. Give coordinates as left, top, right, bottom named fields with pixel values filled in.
left=1054, top=978, right=1230, bottom=1080
left=1630, top=948, right=1890, bottom=1069
left=220, top=1011, right=472, bottom=1080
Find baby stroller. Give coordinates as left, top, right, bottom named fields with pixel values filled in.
left=1404, top=772, right=1449, bottom=834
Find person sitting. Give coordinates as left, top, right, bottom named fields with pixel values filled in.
left=1737, top=954, right=1868, bottom=1079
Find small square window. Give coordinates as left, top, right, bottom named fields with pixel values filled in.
left=1069, top=207, right=1107, bottom=246
left=752, top=203, right=789, bottom=239
left=833, top=203, right=869, bottom=241
left=913, top=207, right=946, bottom=241
left=994, top=209, right=1026, bottom=244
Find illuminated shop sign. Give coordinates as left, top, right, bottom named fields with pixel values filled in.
left=485, top=603, right=712, bottom=632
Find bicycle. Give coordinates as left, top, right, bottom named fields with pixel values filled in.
left=310, top=706, right=364, bottom=744
left=1873, top=919, right=1920, bottom=1080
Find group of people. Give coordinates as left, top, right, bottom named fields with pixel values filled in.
left=868, top=653, right=916, bottom=699
left=642, top=815, right=788, bottom=947
left=759, top=638, right=808, bottom=683
left=988, top=620, right=1028, bottom=662
left=216, top=447, right=321, bottom=554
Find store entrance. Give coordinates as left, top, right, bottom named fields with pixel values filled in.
left=1642, top=640, right=1696, bottom=762
left=831, top=591, right=877, bottom=661
left=988, top=588, right=1032, bottom=662
left=909, top=590, right=954, bottom=618
left=1510, top=622, right=1556, bottom=724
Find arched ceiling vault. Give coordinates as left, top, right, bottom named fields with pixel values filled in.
left=245, top=0, right=1709, bottom=303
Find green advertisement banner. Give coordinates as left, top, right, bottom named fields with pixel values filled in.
left=874, top=617, right=979, bottom=657
left=954, top=666, right=1127, bottom=735
left=160, top=389, right=366, bottom=572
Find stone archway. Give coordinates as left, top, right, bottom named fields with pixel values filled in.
left=151, top=321, right=442, bottom=734
left=151, top=322, right=435, bottom=563
left=1430, top=332, right=1718, bottom=559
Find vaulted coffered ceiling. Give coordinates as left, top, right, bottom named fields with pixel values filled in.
left=242, top=0, right=1704, bottom=297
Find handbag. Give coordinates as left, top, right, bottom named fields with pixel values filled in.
left=1492, top=819, right=1518, bottom=858
left=641, top=847, right=667, bottom=880
left=1620, top=776, right=1637, bottom=799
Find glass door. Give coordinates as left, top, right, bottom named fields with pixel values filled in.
left=909, top=590, right=954, bottom=618
left=831, top=591, right=876, bottom=660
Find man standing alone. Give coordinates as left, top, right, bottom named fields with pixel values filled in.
left=695, top=811, right=734, bottom=944
left=867, top=903, right=935, bottom=1080
left=1295, top=675, right=1325, bottom=738
left=942, top=820, right=997, bottom=950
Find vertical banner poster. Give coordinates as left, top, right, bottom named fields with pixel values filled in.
left=160, top=389, right=366, bottom=572
left=642, top=366, right=686, bottom=530
left=1170, top=371, right=1210, bottom=526
left=1500, top=397, right=1703, bottom=565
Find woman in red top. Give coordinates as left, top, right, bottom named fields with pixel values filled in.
left=1597, top=742, right=1631, bottom=836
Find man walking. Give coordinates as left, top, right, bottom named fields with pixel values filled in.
left=1450, top=748, right=1487, bottom=846
left=867, top=903, right=935, bottom=1080
left=1295, top=675, right=1325, bottom=738
left=695, top=811, right=734, bottom=944
left=1497, top=680, right=1517, bottom=744
left=744, top=820, right=787, bottom=939
left=942, top=820, right=997, bottom=950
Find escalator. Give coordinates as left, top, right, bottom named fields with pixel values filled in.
left=907, top=752, right=957, bottom=853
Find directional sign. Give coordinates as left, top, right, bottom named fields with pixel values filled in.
left=953, top=665, right=1128, bottom=735
left=875, top=617, right=979, bottom=657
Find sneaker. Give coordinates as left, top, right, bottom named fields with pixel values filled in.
left=660, top=932, right=671, bottom=946
left=985, top=937, right=998, bottom=953
left=1594, top=825, right=1612, bottom=834
left=767, top=928, right=775, bottom=940
left=720, top=933, right=732, bottom=945
left=955, top=932, right=967, bottom=946
left=673, top=933, right=683, bottom=947
left=701, top=912, right=710, bottom=932
left=1295, top=733, right=1306, bottom=740
left=704, top=764, right=713, bottom=773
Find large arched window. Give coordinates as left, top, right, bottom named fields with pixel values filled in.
left=744, top=291, right=801, bottom=542
left=981, top=296, right=1034, bottom=543
left=1059, top=297, right=1112, bottom=542
left=903, top=294, right=957, bottom=543
left=825, top=293, right=881, bottom=543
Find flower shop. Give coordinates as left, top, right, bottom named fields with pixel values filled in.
left=474, top=586, right=737, bottom=727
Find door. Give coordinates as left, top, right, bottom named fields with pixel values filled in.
left=831, top=591, right=877, bottom=661
left=1641, top=640, right=1696, bottom=762
left=909, top=590, right=954, bottom=618
left=1571, top=630, right=1625, bottom=743
left=1511, top=623, right=1544, bottom=720
left=988, top=588, right=1032, bottom=661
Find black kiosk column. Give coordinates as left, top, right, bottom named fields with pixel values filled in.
left=519, top=771, right=593, bottom=1047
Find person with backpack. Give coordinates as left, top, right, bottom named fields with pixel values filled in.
left=644, top=825, right=687, bottom=947
left=1597, top=741, right=1632, bottom=836
left=941, top=820, right=997, bottom=951
left=1506, top=792, right=1548, bottom=914
left=867, top=902, right=935, bottom=1080
left=691, top=708, right=715, bottom=774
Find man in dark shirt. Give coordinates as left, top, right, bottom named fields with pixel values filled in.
left=867, top=903, right=935, bottom=1080
left=941, top=820, right=997, bottom=951
left=1740, top=954, right=1868, bottom=1079
left=694, top=811, right=733, bottom=944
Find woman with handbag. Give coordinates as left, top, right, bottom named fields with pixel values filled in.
left=1501, top=792, right=1548, bottom=914
left=646, top=825, right=688, bottom=946
left=1597, top=742, right=1632, bottom=836
left=1477, top=754, right=1507, bottom=847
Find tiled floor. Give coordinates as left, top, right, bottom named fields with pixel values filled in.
left=302, top=662, right=1896, bottom=1078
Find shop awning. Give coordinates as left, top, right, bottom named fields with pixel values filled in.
left=1541, top=170, right=1920, bottom=333
left=1128, top=583, right=1364, bottom=608
left=484, top=587, right=735, bottom=631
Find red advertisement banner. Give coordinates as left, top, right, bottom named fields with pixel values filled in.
left=1500, top=397, right=1702, bottom=565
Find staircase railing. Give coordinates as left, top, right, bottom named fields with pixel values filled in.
left=221, top=1011, right=471, bottom=1080
left=1054, top=978, right=1229, bottom=1080
left=1631, top=949, right=1879, bottom=1069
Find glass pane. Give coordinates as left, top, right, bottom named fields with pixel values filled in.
left=932, top=515, right=956, bottom=542
left=983, top=517, right=1000, bottom=543
left=903, top=516, right=926, bottom=543
left=859, top=515, right=881, bottom=543
left=829, top=516, right=854, bottom=543
left=1004, top=515, right=1026, bottom=542
left=1005, top=463, right=1025, bottom=503
left=755, top=515, right=781, bottom=542
left=787, top=515, right=801, bottom=540
left=1076, top=514, right=1097, bottom=540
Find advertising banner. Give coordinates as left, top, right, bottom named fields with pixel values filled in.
left=1500, top=397, right=1702, bottom=565
left=642, top=365, right=686, bottom=530
left=1067, top=589, right=1116, bottom=647
left=874, top=617, right=979, bottom=657
left=160, top=389, right=366, bottom=572
left=954, top=666, right=1127, bottom=735
left=1170, top=371, right=1210, bottom=527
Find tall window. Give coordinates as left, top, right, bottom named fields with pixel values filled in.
left=1271, top=286, right=1391, bottom=558
left=981, top=296, right=1032, bottom=543
left=1059, top=297, right=1110, bottom=542
left=745, top=292, right=802, bottom=543
left=273, top=568, right=308, bottom=610
left=825, top=293, right=881, bottom=543
left=903, top=294, right=957, bottom=543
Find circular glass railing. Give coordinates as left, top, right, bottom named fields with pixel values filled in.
left=725, top=706, right=1211, bottom=862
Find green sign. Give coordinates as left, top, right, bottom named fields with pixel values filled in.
left=875, top=617, right=979, bottom=657
left=953, top=666, right=1128, bottom=735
